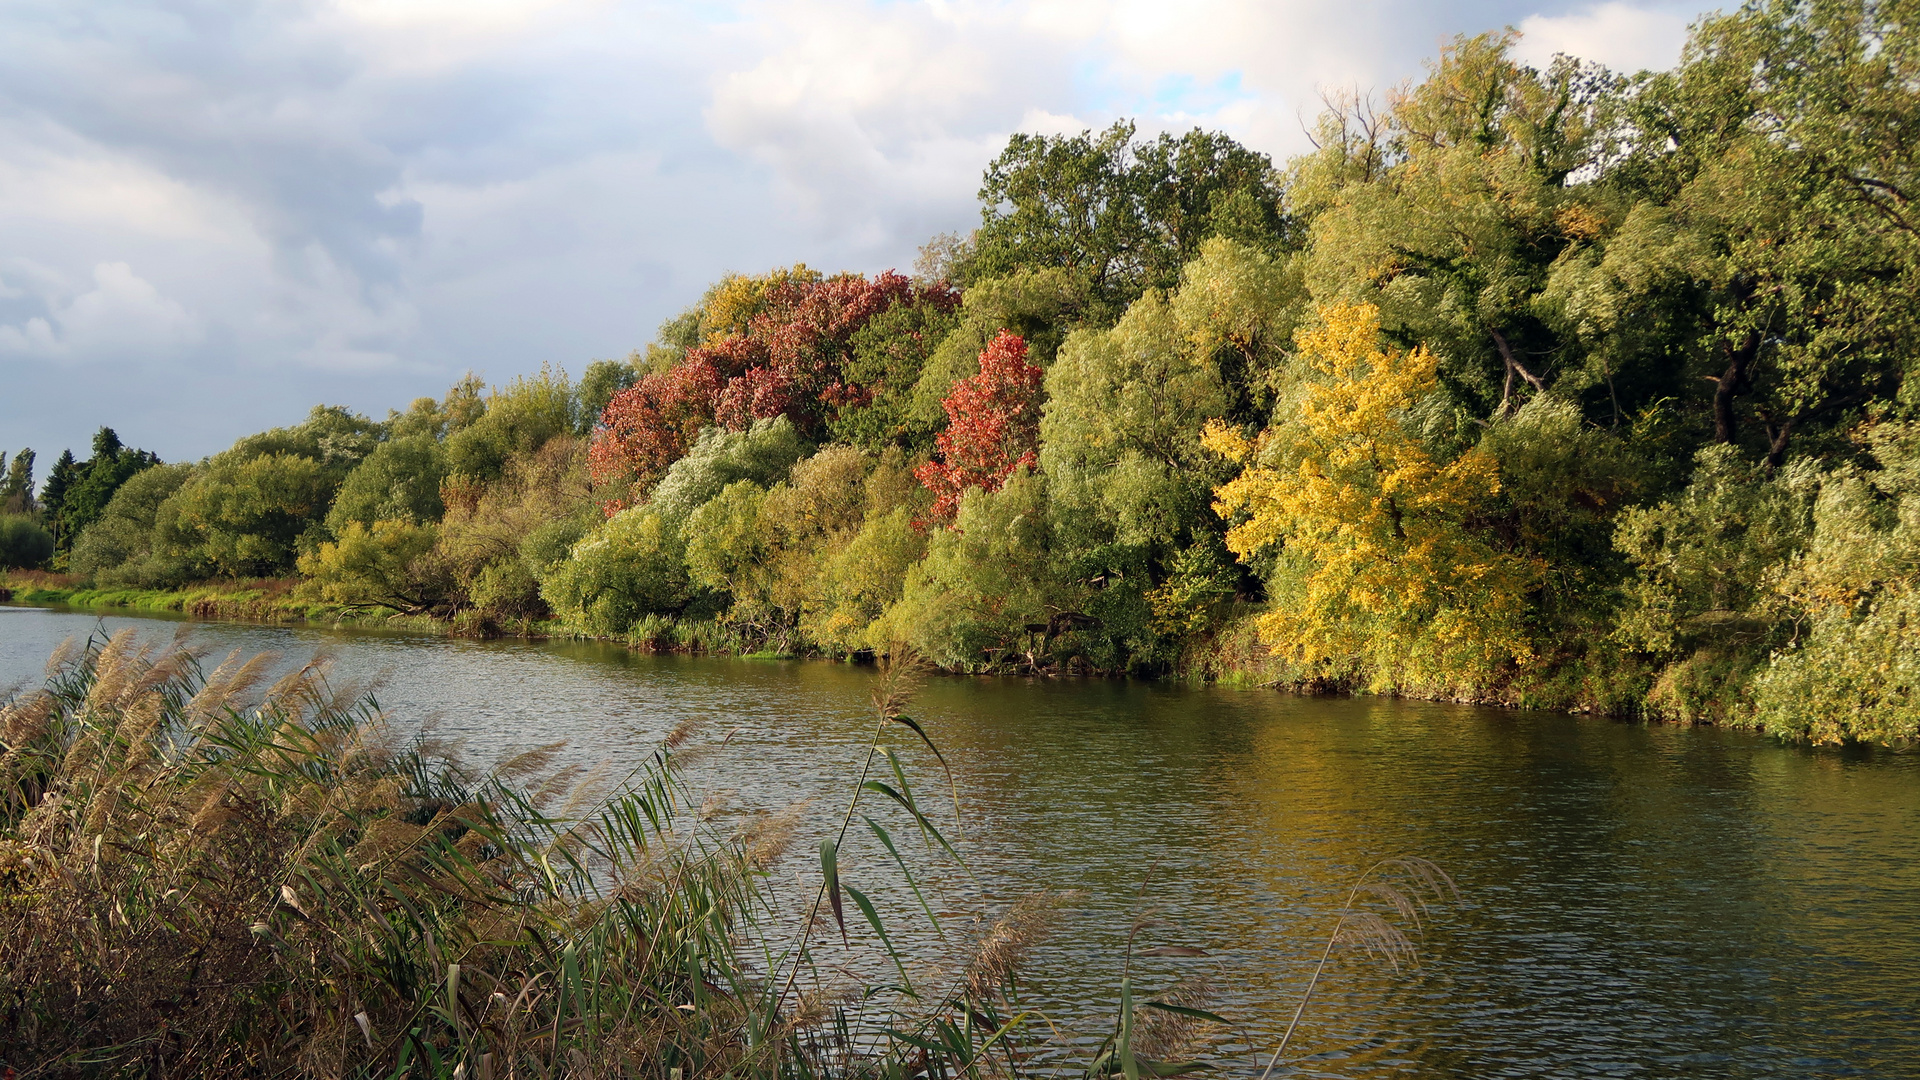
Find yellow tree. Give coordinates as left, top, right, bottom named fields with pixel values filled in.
left=1205, top=303, right=1542, bottom=691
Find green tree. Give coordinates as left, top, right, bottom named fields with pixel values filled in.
left=156, top=453, right=336, bottom=577
left=832, top=301, right=963, bottom=449
left=69, top=463, right=198, bottom=587
left=1298, top=34, right=1629, bottom=422
left=969, top=122, right=1288, bottom=318
left=1036, top=238, right=1301, bottom=669
left=885, top=470, right=1072, bottom=668
left=541, top=509, right=693, bottom=635
left=297, top=520, right=448, bottom=614
left=805, top=506, right=928, bottom=653
left=645, top=418, right=807, bottom=525
left=437, top=437, right=596, bottom=621
left=0, top=449, right=34, bottom=514
left=1752, top=422, right=1920, bottom=742
left=683, top=480, right=778, bottom=625
left=1559, top=0, right=1920, bottom=464
left=445, top=366, right=581, bottom=481
left=39, top=449, right=77, bottom=521
left=223, top=406, right=381, bottom=477
left=576, top=358, right=642, bottom=435
left=1611, top=444, right=1817, bottom=720
left=326, top=435, right=447, bottom=534
left=58, top=428, right=161, bottom=550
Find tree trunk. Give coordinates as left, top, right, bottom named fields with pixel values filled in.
left=1710, top=331, right=1759, bottom=445
left=1764, top=415, right=1796, bottom=468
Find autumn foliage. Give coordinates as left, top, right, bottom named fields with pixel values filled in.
left=1204, top=303, right=1542, bottom=688
left=589, top=357, right=726, bottom=509
left=915, top=330, right=1045, bottom=522
left=589, top=271, right=957, bottom=507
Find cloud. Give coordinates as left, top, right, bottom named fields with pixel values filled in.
left=0, top=0, right=1719, bottom=466
left=1514, top=2, right=1694, bottom=74
left=706, top=0, right=1069, bottom=253
left=0, top=261, right=203, bottom=358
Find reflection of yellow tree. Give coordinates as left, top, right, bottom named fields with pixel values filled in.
left=1205, top=303, right=1541, bottom=691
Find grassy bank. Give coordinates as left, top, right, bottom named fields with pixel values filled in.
left=2, top=571, right=463, bottom=635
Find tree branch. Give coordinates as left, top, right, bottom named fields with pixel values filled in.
left=1490, top=327, right=1547, bottom=411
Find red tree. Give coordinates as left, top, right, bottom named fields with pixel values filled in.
left=714, top=364, right=796, bottom=430
left=590, top=271, right=958, bottom=511
left=915, top=330, right=1044, bottom=522
left=588, top=356, right=723, bottom=511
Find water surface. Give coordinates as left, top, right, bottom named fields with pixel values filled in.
left=3, top=604, right=1916, bottom=1078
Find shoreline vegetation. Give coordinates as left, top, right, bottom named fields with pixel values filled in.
left=1, top=570, right=1288, bottom=687
left=6, top=2, right=1920, bottom=745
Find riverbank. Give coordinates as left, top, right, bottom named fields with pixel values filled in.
left=0, top=571, right=1664, bottom=722
left=0, top=570, right=1667, bottom=717
left=0, top=572, right=447, bottom=634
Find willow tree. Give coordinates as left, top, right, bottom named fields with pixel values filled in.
left=1297, top=33, right=1629, bottom=421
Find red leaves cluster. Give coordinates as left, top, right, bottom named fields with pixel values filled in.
left=915, top=330, right=1044, bottom=522
left=589, top=271, right=959, bottom=505
left=588, top=356, right=723, bottom=508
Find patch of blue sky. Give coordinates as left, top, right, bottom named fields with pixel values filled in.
left=1070, top=58, right=1255, bottom=129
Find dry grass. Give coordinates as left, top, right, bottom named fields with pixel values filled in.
left=0, top=629, right=771, bottom=1078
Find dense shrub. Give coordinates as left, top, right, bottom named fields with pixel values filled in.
left=0, top=515, right=53, bottom=570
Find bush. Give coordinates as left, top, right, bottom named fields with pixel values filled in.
left=541, top=508, right=695, bottom=634
left=647, top=417, right=807, bottom=524
left=0, top=515, right=53, bottom=570
left=886, top=470, right=1068, bottom=667
left=297, top=520, right=448, bottom=614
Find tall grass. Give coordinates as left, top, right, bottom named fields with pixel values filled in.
left=0, top=632, right=1453, bottom=1078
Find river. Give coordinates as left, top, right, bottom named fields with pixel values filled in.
left=2, top=603, right=1916, bottom=1078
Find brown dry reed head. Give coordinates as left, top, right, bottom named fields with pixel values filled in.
left=963, top=891, right=1078, bottom=1000
left=872, top=643, right=930, bottom=719
left=1129, top=977, right=1224, bottom=1064
left=1335, top=856, right=1459, bottom=971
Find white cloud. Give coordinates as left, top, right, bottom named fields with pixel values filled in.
left=1515, top=2, right=1694, bottom=74
left=0, top=261, right=202, bottom=359
left=62, top=262, right=204, bottom=353
left=705, top=0, right=1061, bottom=249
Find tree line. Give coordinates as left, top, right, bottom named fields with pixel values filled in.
left=5, top=0, right=1917, bottom=743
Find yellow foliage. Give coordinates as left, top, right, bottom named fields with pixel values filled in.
left=1208, top=303, right=1542, bottom=690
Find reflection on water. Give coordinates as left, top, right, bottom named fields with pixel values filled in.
left=3, top=604, right=1917, bottom=1078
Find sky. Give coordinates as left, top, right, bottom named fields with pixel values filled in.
left=0, top=0, right=1717, bottom=470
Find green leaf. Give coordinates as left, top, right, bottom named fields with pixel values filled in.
left=845, top=883, right=912, bottom=990
left=1141, top=1001, right=1231, bottom=1025
left=863, top=815, right=944, bottom=937
left=820, top=839, right=847, bottom=944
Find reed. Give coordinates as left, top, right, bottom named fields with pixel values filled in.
left=0, top=632, right=1453, bottom=1078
